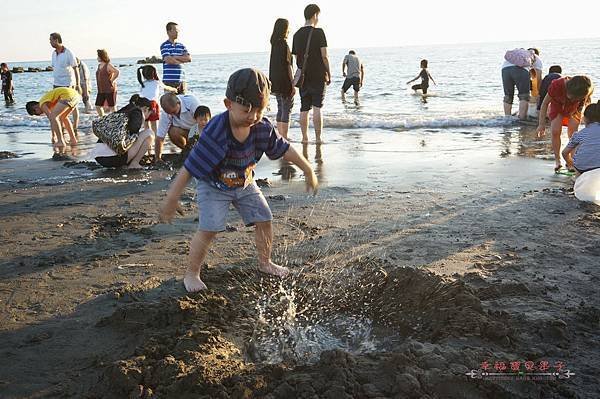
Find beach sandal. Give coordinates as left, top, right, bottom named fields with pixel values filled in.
left=555, top=168, right=575, bottom=176
left=554, top=165, right=563, bottom=173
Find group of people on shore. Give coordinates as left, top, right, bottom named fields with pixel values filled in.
left=21, top=4, right=368, bottom=159
left=501, top=47, right=599, bottom=174
left=21, top=5, right=328, bottom=293
left=10, top=3, right=600, bottom=294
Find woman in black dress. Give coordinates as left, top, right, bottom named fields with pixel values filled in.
left=269, top=18, right=295, bottom=139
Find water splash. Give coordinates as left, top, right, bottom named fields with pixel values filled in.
left=248, top=280, right=380, bottom=365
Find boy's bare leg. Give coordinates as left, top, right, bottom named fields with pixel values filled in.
left=503, top=102, right=512, bottom=116
left=71, top=107, right=79, bottom=133
left=48, top=103, right=70, bottom=147
left=185, top=231, right=216, bottom=292
left=96, top=106, right=105, bottom=117
left=61, top=110, right=77, bottom=145
left=354, top=90, right=359, bottom=105
left=299, top=111, right=309, bottom=143
left=550, top=116, right=563, bottom=169
left=150, top=120, right=158, bottom=134
left=254, top=221, right=289, bottom=278
left=312, top=106, right=323, bottom=144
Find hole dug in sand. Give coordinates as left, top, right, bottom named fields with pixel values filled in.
left=92, top=257, right=572, bottom=398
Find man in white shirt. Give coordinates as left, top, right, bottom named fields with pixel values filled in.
left=156, top=93, right=200, bottom=161
left=50, top=33, right=81, bottom=130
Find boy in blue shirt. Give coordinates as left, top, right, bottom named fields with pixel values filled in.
left=160, top=68, right=318, bottom=292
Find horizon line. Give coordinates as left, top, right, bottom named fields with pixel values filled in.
left=5, top=36, right=600, bottom=65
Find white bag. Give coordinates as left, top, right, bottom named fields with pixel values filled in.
left=574, top=168, right=600, bottom=205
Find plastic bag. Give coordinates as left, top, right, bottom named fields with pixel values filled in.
left=574, top=168, right=600, bottom=205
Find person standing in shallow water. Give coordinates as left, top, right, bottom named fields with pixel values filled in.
left=1, top=63, right=15, bottom=105
left=341, top=50, right=364, bottom=105
left=50, top=32, right=81, bottom=131
left=407, top=59, right=436, bottom=102
left=292, top=4, right=331, bottom=144
left=269, top=18, right=295, bottom=139
left=95, top=49, right=120, bottom=117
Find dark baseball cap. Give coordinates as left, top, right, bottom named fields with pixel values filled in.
left=226, top=68, right=271, bottom=108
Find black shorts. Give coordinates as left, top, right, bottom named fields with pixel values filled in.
left=411, top=83, right=429, bottom=95
left=342, top=77, right=361, bottom=93
left=299, top=83, right=326, bottom=112
left=95, top=91, right=117, bottom=107
left=95, top=153, right=128, bottom=168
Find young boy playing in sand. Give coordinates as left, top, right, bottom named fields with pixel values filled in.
left=25, top=87, right=81, bottom=147
left=562, top=101, right=600, bottom=175
left=537, top=75, right=593, bottom=172
left=187, top=105, right=211, bottom=147
left=160, top=68, right=319, bottom=292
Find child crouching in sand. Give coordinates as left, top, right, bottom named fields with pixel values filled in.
left=537, top=75, right=593, bottom=172
left=160, top=68, right=318, bottom=292
left=562, top=101, right=600, bottom=175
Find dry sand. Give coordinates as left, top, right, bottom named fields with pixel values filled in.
left=0, top=129, right=599, bottom=398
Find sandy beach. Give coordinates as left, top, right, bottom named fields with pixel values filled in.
left=0, top=123, right=599, bottom=398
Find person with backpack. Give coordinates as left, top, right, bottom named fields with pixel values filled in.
left=501, top=48, right=540, bottom=120
left=91, top=95, right=154, bottom=169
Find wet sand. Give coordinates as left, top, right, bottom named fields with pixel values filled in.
left=1, top=126, right=599, bottom=398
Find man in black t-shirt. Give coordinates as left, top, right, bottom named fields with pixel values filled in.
left=292, top=4, right=331, bottom=143
left=1, top=63, right=15, bottom=105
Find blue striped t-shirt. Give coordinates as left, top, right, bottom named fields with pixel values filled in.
left=566, top=122, right=600, bottom=172
left=160, top=40, right=188, bottom=84
left=184, top=111, right=290, bottom=190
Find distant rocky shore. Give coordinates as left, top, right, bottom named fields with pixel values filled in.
left=11, top=66, right=54, bottom=73
left=136, top=55, right=162, bottom=64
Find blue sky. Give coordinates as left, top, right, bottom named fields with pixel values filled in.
left=2, top=0, right=599, bottom=62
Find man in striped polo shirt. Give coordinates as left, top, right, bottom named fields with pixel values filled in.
left=160, top=22, right=191, bottom=93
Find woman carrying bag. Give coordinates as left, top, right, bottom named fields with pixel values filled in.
left=91, top=95, right=154, bottom=169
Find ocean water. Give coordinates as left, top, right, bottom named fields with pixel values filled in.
left=1, top=38, right=599, bottom=161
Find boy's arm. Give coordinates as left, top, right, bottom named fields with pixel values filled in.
left=429, top=72, right=436, bottom=85
left=406, top=74, right=419, bottom=84
left=160, top=168, right=191, bottom=223
left=342, top=58, right=347, bottom=77
left=537, top=94, right=552, bottom=137
left=282, top=146, right=318, bottom=194
left=562, top=145, right=577, bottom=168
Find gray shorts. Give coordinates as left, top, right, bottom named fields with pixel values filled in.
left=196, top=179, right=272, bottom=232
left=502, top=66, right=530, bottom=104
left=275, top=94, right=294, bottom=123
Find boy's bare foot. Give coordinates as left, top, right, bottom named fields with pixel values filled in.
left=258, top=261, right=290, bottom=278
left=184, top=270, right=207, bottom=292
